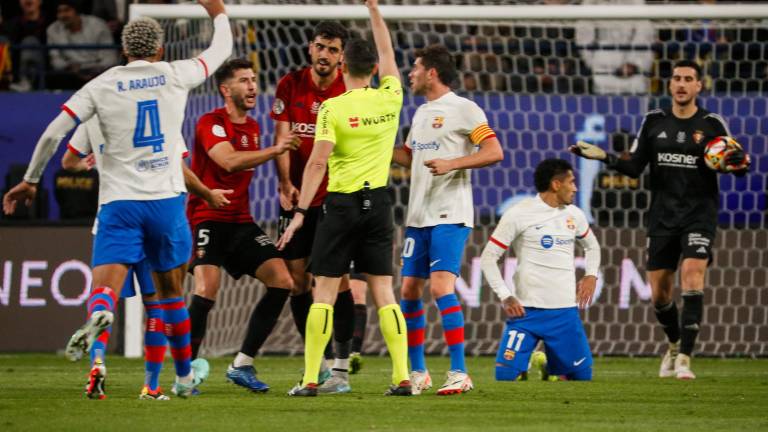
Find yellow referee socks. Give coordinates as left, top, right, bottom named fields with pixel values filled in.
left=378, top=304, right=410, bottom=385
left=302, top=303, right=333, bottom=385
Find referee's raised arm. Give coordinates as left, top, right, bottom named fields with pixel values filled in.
left=366, top=0, right=399, bottom=81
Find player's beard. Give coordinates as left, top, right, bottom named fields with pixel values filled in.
left=410, top=78, right=427, bottom=96
left=312, top=60, right=337, bottom=78
left=232, top=93, right=254, bottom=112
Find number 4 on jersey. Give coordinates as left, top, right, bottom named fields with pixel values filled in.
left=133, top=100, right=165, bottom=152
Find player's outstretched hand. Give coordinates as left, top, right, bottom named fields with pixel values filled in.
left=275, top=133, right=301, bottom=155
left=278, top=182, right=299, bottom=211
left=206, top=188, right=233, bottom=209
left=576, top=275, right=597, bottom=309
left=502, top=296, right=525, bottom=318
left=364, top=0, right=380, bottom=9
left=569, top=141, right=607, bottom=161
left=2, top=181, right=37, bottom=215
left=198, top=0, right=226, bottom=18
left=424, top=158, right=455, bottom=176
left=276, top=213, right=304, bottom=251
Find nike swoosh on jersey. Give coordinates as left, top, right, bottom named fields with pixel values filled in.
left=573, top=357, right=586, bottom=367
left=535, top=225, right=544, bottom=230
left=430, top=259, right=441, bottom=267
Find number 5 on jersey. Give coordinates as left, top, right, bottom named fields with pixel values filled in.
left=134, top=100, right=165, bottom=152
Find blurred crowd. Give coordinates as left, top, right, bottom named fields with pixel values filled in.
left=0, top=0, right=766, bottom=94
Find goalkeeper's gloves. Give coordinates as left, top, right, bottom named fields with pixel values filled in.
left=570, top=141, right=607, bottom=161
left=723, top=147, right=751, bottom=175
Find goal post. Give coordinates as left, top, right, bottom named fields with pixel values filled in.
left=129, top=4, right=768, bottom=21
left=125, top=3, right=767, bottom=359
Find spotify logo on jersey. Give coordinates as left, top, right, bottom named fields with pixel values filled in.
left=540, top=235, right=554, bottom=249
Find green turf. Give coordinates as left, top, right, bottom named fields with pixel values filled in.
left=1, top=355, right=766, bottom=431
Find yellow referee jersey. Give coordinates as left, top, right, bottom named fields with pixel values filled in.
left=314, top=75, right=403, bottom=193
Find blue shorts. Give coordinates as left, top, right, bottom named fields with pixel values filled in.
left=92, top=194, right=192, bottom=272
left=401, top=224, right=471, bottom=278
left=496, top=307, right=592, bottom=377
left=120, top=259, right=156, bottom=299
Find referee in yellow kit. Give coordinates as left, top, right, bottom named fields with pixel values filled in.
left=277, top=0, right=410, bottom=396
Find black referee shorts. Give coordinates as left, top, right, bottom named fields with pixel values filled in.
left=311, top=187, right=393, bottom=278
left=647, top=231, right=715, bottom=271
left=278, top=205, right=322, bottom=261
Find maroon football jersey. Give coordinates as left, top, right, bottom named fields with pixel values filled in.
left=270, top=67, right=346, bottom=207
left=187, top=107, right=260, bottom=227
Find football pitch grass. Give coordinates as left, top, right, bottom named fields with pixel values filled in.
left=1, top=355, right=766, bottom=431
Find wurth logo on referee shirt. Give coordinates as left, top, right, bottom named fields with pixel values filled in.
left=361, top=113, right=397, bottom=126
left=348, top=113, right=397, bottom=128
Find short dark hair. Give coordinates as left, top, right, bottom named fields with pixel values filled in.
left=414, top=44, right=457, bottom=88
left=534, top=158, right=573, bottom=193
left=344, top=38, right=378, bottom=78
left=672, top=59, right=702, bottom=80
left=311, top=21, right=349, bottom=48
left=58, top=0, right=83, bottom=13
left=214, top=58, right=253, bottom=95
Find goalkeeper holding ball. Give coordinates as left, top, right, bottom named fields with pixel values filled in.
left=570, top=60, right=750, bottom=380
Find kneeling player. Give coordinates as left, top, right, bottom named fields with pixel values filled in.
left=480, top=159, right=601, bottom=381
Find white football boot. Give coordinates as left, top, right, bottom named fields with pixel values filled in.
left=408, top=370, right=432, bottom=395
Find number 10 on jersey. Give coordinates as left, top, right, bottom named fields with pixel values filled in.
left=134, top=100, right=165, bottom=152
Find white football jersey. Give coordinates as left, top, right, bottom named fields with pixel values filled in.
left=69, top=116, right=188, bottom=207
left=405, top=92, right=496, bottom=228
left=487, top=195, right=593, bottom=309
left=68, top=118, right=100, bottom=159
left=62, top=57, right=208, bottom=204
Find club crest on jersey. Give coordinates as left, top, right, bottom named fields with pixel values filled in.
left=432, top=116, right=445, bottom=129
left=349, top=117, right=360, bottom=128
left=310, top=101, right=321, bottom=114
left=692, top=130, right=704, bottom=144
left=212, top=124, right=226, bottom=138
left=240, top=135, right=249, bottom=148
left=676, top=131, right=686, bottom=143
left=503, top=349, right=516, bottom=361
left=566, top=216, right=576, bottom=230
left=272, top=98, right=285, bottom=115
left=196, top=248, right=205, bottom=259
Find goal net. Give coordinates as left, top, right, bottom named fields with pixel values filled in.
left=131, top=2, right=767, bottom=358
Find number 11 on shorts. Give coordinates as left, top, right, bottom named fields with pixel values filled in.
left=506, top=330, right=524, bottom=351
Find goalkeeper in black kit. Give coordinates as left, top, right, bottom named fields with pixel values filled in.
left=570, top=60, right=750, bottom=380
